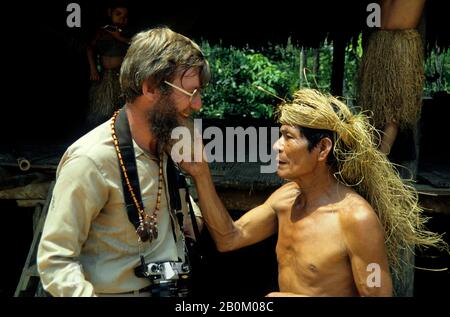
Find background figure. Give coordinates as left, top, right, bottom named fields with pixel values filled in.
left=86, top=2, right=130, bottom=128
left=358, top=0, right=426, bottom=156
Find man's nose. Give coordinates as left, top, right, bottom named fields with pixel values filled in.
left=190, top=96, right=202, bottom=111
left=273, top=137, right=283, bottom=152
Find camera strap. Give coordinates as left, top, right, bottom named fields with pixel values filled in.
left=114, top=107, right=143, bottom=230
left=114, top=107, right=177, bottom=244
left=114, top=107, right=200, bottom=252
left=166, top=156, right=202, bottom=243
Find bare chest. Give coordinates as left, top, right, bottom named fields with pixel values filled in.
left=275, top=207, right=351, bottom=291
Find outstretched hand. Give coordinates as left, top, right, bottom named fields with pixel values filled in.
left=176, top=154, right=210, bottom=179
left=171, top=123, right=210, bottom=179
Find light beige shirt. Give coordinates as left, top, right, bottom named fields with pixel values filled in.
left=37, top=120, right=201, bottom=297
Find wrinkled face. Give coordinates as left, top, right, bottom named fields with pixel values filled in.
left=110, top=7, right=128, bottom=27
left=273, top=125, right=319, bottom=180
left=148, top=68, right=202, bottom=153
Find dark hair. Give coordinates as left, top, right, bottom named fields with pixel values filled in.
left=298, top=126, right=338, bottom=170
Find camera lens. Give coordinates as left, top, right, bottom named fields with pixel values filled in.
left=150, top=264, right=160, bottom=273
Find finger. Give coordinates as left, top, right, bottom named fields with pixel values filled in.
left=171, top=151, right=183, bottom=163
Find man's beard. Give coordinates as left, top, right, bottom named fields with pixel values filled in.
left=148, top=94, right=191, bottom=155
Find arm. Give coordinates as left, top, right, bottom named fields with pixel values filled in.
left=181, top=161, right=277, bottom=252
left=107, top=30, right=131, bottom=45
left=340, top=203, right=393, bottom=297
left=37, top=156, right=108, bottom=297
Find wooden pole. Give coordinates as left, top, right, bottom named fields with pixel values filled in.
left=331, top=36, right=345, bottom=96
left=313, top=48, right=320, bottom=81
left=299, top=47, right=305, bottom=87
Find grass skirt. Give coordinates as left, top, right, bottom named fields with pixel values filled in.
left=87, top=69, right=122, bottom=127
left=358, top=29, right=424, bottom=130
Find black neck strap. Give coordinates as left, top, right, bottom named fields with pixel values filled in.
left=166, top=156, right=201, bottom=241
left=114, top=107, right=201, bottom=243
left=114, top=107, right=144, bottom=230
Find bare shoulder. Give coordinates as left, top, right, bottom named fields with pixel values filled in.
left=337, top=191, right=382, bottom=234
left=335, top=189, right=388, bottom=258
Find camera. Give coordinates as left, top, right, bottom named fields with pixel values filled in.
left=145, top=261, right=190, bottom=281
left=135, top=260, right=192, bottom=297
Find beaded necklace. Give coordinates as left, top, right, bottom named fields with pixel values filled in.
left=111, top=110, right=163, bottom=243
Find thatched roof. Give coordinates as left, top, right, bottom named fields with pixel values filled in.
left=124, top=0, right=449, bottom=52
left=35, top=0, right=450, bottom=51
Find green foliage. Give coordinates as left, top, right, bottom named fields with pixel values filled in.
left=315, top=41, right=333, bottom=92
left=198, top=38, right=339, bottom=119
left=424, top=47, right=450, bottom=96
left=196, top=35, right=449, bottom=119
left=199, top=42, right=290, bottom=119
left=343, top=34, right=362, bottom=108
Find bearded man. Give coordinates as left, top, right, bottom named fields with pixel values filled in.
left=37, top=27, right=209, bottom=297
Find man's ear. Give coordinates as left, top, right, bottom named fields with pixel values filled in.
left=317, top=137, right=333, bottom=162
left=142, top=81, right=158, bottom=102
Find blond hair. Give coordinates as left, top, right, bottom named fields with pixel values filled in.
left=120, top=26, right=210, bottom=102
left=277, top=88, right=445, bottom=279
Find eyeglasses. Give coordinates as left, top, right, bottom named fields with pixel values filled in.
left=164, top=80, right=200, bottom=104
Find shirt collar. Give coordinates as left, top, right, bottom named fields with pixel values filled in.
left=132, top=139, right=160, bottom=161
